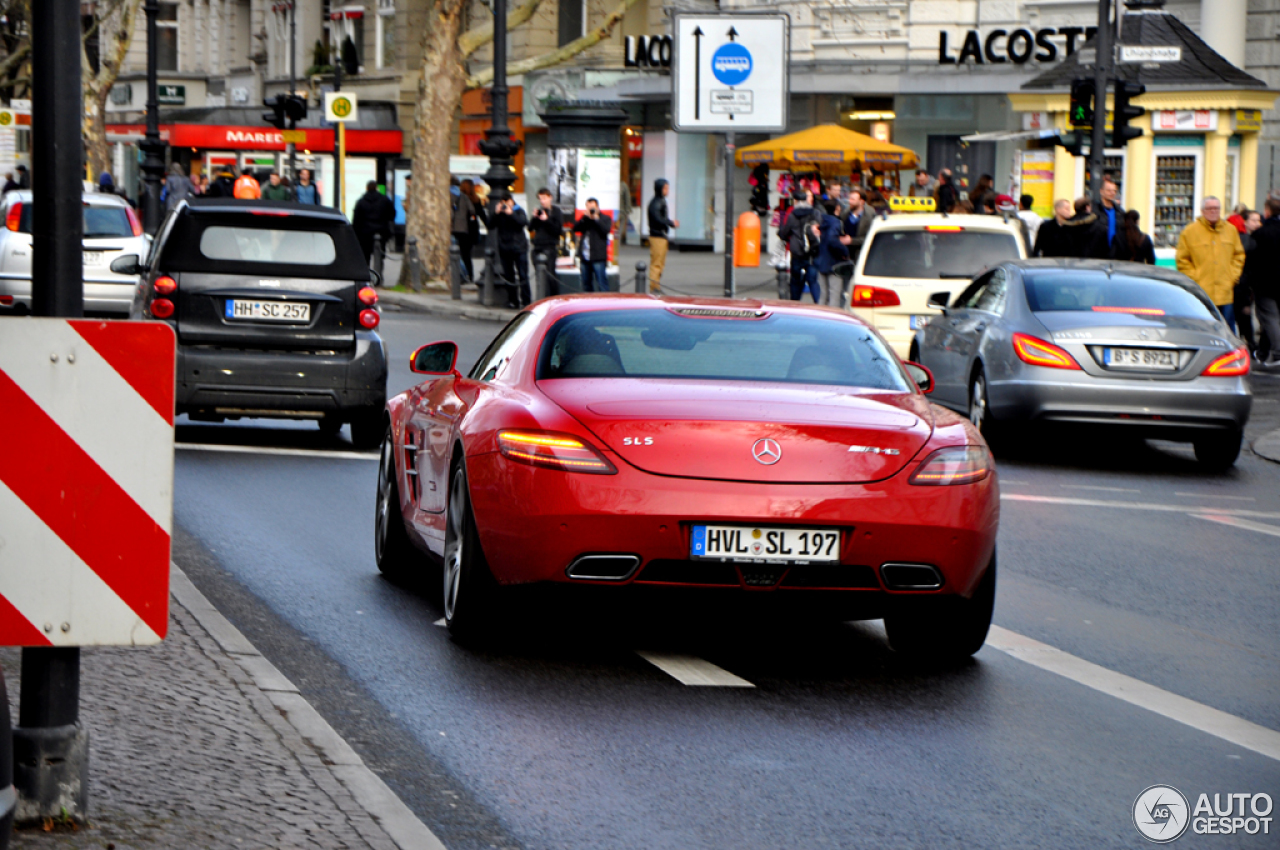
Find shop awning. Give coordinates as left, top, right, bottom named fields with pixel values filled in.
left=735, top=124, right=919, bottom=170
left=960, top=128, right=1062, bottom=143
left=104, top=123, right=402, bottom=154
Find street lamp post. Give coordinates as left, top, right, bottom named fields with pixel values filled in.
left=477, top=0, right=521, bottom=308
left=140, top=0, right=166, bottom=233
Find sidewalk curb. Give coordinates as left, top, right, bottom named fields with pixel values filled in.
left=169, top=564, right=449, bottom=850
left=379, top=289, right=512, bottom=323
left=1253, top=428, right=1280, bottom=464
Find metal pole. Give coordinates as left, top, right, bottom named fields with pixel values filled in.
left=287, top=0, right=296, bottom=179
left=333, top=59, right=343, bottom=209
left=478, top=0, right=521, bottom=308
left=451, top=239, right=464, bottom=299
left=1089, top=0, right=1113, bottom=208
left=19, top=2, right=89, bottom=826
left=372, top=232, right=384, bottom=280
left=141, top=0, right=165, bottom=233
left=635, top=260, right=647, bottom=294
left=533, top=251, right=548, bottom=302
left=724, top=132, right=735, bottom=298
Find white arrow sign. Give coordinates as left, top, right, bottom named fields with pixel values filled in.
left=672, top=14, right=789, bottom=133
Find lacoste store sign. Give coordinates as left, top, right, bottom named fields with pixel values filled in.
left=939, top=27, right=1097, bottom=65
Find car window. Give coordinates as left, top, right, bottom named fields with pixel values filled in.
left=537, top=310, right=909, bottom=392
left=147, top=209, right=178, bottom=269
left=862, top=229, right=1020, bottom=279
left=199, top=226, right=336, bottom=265
left=952, top=272, right=992, bottom=309
left=16, top=203, right=134, bottom=238
left=1024, top=272, right=1218, bottom=319
left=469, top=312, right=536, bottom=382
left=975, top=269, right=1007, bottom=313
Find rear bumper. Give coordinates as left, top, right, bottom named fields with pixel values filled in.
left=464, top=450, right=1000, bottom=599
left=176, top=330, right=386, bottom=419
left=0, top=274, right=138, bottom=315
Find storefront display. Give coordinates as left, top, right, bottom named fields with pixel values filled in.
left=1153, top=152, right=1200, bottom=248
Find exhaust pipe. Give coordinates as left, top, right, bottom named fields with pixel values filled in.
left=880, top=563, right=944, bottom=590
left=566, top=554, right=641, bottom=582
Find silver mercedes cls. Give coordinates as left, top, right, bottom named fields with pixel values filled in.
left=910, top=259, right=1251, bottom=470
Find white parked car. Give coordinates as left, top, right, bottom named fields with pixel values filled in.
left=0, top=190, right=151, bottom=315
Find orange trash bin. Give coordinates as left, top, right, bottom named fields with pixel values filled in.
left=733, top=211, right=761, bottom=267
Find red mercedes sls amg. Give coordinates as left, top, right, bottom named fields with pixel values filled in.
left=375, top=295, right=1000, bottom=659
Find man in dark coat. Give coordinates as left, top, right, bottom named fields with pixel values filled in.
left=572, top=198, right=613, bottom=292
left=1067, top=197, right=1112, bottom=259
left=492, top=191, right=531, bottom=308
left=778, top=189, right=821, bottom=302
left=1033, top=199, right=1074, bottom=257
left=936, top=169, right=957, bottom=213
left=1251, top=197, right=1280, bottom=367
left=647, top=178, right=679, bottom=293
left=527, top=187, right=564, bottom=295
left=351, top=181, right=395, bottom=266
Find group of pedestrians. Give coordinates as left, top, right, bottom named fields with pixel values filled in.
left=1031, top=177, right=1136, bottom=260
left=777, top=185, right=874, bottom=306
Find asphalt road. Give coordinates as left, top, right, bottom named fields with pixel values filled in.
left=172, top=308, right=1280, bottom=849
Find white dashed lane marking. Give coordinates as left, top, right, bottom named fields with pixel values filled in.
left=1175, top=492, right=1257, bottom=502
left=636, top=651, right=756, bottom=687
left=1060, top=484, right=1141, bottom=494
left=1001, top=493, right=1280, bottom=520
left=1191, top=513, right=1280, bottom=539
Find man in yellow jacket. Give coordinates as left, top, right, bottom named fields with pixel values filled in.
left=1176, top=196, right=1245, bottom=331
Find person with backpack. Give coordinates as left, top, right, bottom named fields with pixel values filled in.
left=814, top=199, right=849, bottom=307
left=779, top=188, right=821, bottom=302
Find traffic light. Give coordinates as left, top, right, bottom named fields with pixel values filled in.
left=1111, top=79, right=1146, bottom=148
left=262, top=94, right=286, bottom=130
left=1057, top=131, right=1085, bottom=157
left=749, top=164, right=770, bottom=214
left=1069, top=79, right=1095, bottom=130
left=284, top=94, right=308, bottom=124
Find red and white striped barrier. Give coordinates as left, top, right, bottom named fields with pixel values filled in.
left=0, top=319, right=175, bottom=646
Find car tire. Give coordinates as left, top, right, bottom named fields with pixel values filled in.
left=349, top=407, right=384, bottom=450
left=443, top=462, right=500, bottom=641
left=968, top=368, right=1001, bottom=446
left=375, top=428, right=420, bottom=581
left=1193, top=428, right=1243, bottom=471
left=318, top=416, right=344, bottom=438
left=884, top=552, right=996, bottom=663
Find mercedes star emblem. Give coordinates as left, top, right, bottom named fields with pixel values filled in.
left=751, top=438, right=782, bottom=465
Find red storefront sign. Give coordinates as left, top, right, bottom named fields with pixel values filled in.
left=104, top=123, right=402, bottom=153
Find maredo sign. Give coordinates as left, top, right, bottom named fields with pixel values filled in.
left=104, top=123, right=402, bottom=153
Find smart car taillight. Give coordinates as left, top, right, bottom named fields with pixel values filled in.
left=497, top=430, right=617, bottom=475
left=153, top=275, right=177, bottom=295
left=909, top=446, right=991, bottom=486
left=359, top=308, right=380, bottom=329
left=5, top=202, right=21, bottom=232
left=150, top=298, right=175, bottom=319
left=1202, top=346, right=1249, bottom=377
left=357, top=286, right=378, bottom=306
left=1012, top=332, right=1081, bottom=370
left=850, top=285, right=900, bottom=308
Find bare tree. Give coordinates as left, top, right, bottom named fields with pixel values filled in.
left=82, top=0, right=145, bottom=181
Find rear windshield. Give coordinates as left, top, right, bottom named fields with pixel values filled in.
left=199, top=226, right=336, bottom=265
left=537, top=310, right=910, bottom=391
left=862, top=229, right=1020, bottom=279
left=1024, top=273, right=1217, bottom=319
left=17, top=204, right=134, bottom=238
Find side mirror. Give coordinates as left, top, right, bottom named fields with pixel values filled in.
left=927, top=291, right=950, bottom=311
left=110, top=254, right=144, bottom=276
left=410, top=341, right=459, bottom=375
left=903, top=361, right=934, bottom=395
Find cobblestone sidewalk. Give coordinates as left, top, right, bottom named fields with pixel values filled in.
left=1, top=568, right=437, bottom=850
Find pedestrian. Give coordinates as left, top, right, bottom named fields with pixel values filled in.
left=452, top=178, right=482, bottom=282
left=778, top=188, right=821, bottom=302
left=969, top=174, right=995, bottom=215
left=165, top=162, right=194, bottom=212
left=908, top=169, right=936, bottom=199
left=261, top=171, right=293, bottom=201
left=206, top=168, right=235, bottom=197
left=194, top=174, right=208, bottom=196
left=98, top=170, right=115, bottom=194
left=1251, top=197, right=1280, bottom=367
left=814, top=199, right=849, bottom=307
left=1097, top=175, right=1125, bottom=249
left=841, top=188, right=873, bottom=263
left=233, top=167, right=260, bottom=199
left=351, top=180, right=395, bottom=265
left=527, top=187, right=564, bottom=293
left=492, top=191, right=530, bottom=308
left=1175, top=196, right=1245, bottom=331
left=15, top=164, right=29, bottom=188
left=647, top=178, right=679, bottom=294
left=936, top=169, right=957, bottom=213
left=1112, top=210, right=1156, bottom=264
left=1017, top=194, right=1041, bottom=246
left=1032, top=199, right=1075, bottom=257
left=572, top=197, right=613, bottom=292
left=2, top=172, right=17, bottom=194
left=1066, top=196, right=1110, bottom=259
left=1227, top=203, right=1248, bottom=234
left=294, top=169, right=319, bottom=204
left=1235, top=209, right=1264, bottom=357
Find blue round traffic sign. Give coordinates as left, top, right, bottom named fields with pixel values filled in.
left=711, top=43, right=752, bottom=86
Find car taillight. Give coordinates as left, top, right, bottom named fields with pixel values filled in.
left=150, top=298, right=175, bottom=319
left=153, top=275, right=177, bottom=295
left=497, top=430, right=617, bottom=475
left=909, top=446, right=991, bottom=486
left=359, top=308, right=380, bottom=329
left=1202, top=346, right=1249, bottom=377
left=1012, top=332, right=1081, bottom=370
left=125, top=205, right=143, bottom=237
left=357, top=286, right=378, bottom=306
left=850, top=285, right=901, bottom=308
left=5, top=202, right=21, bottom=232
left=1091, top=305, right=1165, bottom=316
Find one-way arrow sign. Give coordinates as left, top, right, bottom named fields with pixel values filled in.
left=672, top=14, right=789, bottom=133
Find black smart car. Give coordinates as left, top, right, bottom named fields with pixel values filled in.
left=114, top=198, right=387, bottom=447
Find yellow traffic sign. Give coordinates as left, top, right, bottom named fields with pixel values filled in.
left=324, top=91, right=358, bottom=123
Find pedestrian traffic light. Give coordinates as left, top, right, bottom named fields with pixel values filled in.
left=1069, top=79, right=1095, bottom=130
left=262, top=94, right=287, bottom=130
left=749, top=164, right=770, bottom=214
left=284, top=94, right=308, bottom=124
left=1111, top=79, right=1146, bottom=148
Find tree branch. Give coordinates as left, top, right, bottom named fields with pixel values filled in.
left=457, top=0, right=547, bottom=59
left=465, top=0, right=638, bottom=89
left=0, top=42, right=29, bottom=82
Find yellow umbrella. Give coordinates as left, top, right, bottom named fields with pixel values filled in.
left=735, top=124, right=919, bottom=171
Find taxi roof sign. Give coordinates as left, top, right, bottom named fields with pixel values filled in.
left=889, top=196, right=936, bottom=213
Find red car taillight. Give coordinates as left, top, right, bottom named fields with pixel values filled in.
left=357, top=286, right=378, bottom=306
left=150, top=298, right=175, bottom=319
left=153, top=275, right=177, bottom=295
left=497, top=430, right=617, bottom=475
left=850, top=285, right=901, bottom=308
left=5, top=202, right=21, bottom=232
left=909, top=446, right=991, bottom=486
left=359, top=308, right=380, bottom=329
left=126, top=205, right=143, bottom=237
left=1202, top=346, right=1249, bottom=377
left=1012, top=332, right=1081, bottom=370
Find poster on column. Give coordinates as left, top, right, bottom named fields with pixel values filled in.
left=574, top=149, right=621, bottom=263
left=1020, top=150, right=1055, bottom=220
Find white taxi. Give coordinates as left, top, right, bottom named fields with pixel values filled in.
left=849, top=197, right=1027, bottom=360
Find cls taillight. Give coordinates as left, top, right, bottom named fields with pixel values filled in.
left=1012, top=332, right=1081, bottom=370
left=909, top=446, right=991, bottom=486
left=497, top=430, right=617, bottom=475
left=126, top=205, right=143, bottom=237
left=5, top=202, right=21, bottom=232
left=150, top=298, right=175, bottom=319
left=1202, top=346, right=1249, bottom=377
left=850, top=285, right=901, bottom=308
left=153, top=275, right=177, bottom=295
left=357, top=286, right=378, bottom=306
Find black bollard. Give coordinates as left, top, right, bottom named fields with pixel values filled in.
left=406, top=237, right=423, bottom=292
left=775, top=261, right=789, bottom=300
left=372, top=233, right=385, bottom=282
left=449, top=239, right=462, bottom=300
left=482, top=246, right=497, bottom=307
left=635, top=261, right=648, bottom=294
left=533, top=251, right=548, bottom=302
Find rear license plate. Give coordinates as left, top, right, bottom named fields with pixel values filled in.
left=225, top=299, right=311, bottom=322
left=909, top=315, right=931, bottom=330
left=1104, top=347, right=1177, bottom=371
left=691, top=525, right=840, bottom=563
left=83, top=251, right=104, bottom=266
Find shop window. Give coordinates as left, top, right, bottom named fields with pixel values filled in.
left=559, top=0, right=585, bottom=47
left=376, top=0, right=396, bottom=69
left=156, top=1, right=179, bottom=72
